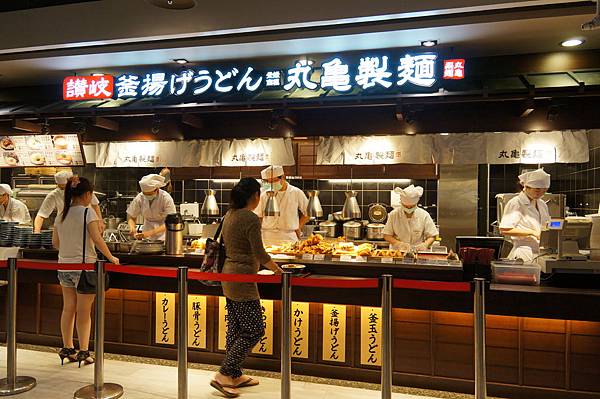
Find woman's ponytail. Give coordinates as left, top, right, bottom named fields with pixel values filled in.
left=61, top=176, right=94, bottom=221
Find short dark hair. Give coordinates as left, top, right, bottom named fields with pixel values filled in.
left=229, top=178, right=261, bottom=209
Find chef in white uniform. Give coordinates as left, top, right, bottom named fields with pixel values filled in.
left=127, top=174, right=176, bottom=241
left=0, top=184, right=31, bottom=224
left=34, top=171, right=104, bottom=233
left=500, top=168, right=551, bottom=262
left=383, top=185, right=438, bottom=250
left=255, top=165, right=309, bottom=244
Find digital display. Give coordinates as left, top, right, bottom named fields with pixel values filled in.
left=548, top=219, right=564, bottom=230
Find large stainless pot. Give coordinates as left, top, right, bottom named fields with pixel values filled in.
left=366, top=223, right=385, bottom=240
left=130, top=240, right=165, bottom=254
left=319, top=221, right=337, bottom=238
left=343, top=221, right=363, bottom=240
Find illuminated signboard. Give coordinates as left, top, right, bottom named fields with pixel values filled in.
left=62, top=52, right=465, bottom=102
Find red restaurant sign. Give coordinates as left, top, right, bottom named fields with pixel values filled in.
left=63, top=75, right=114, bottom=100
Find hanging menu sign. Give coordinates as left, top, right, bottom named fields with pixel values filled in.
left=291, top=302, right=310, bottom=359
left=188, top=295, right=207, bottom=349
left=322, top=304, right=346, bottom=363
left=0, top=134, right=85, bottom=168
left=155, top=292, right=176, bottom=345
left=360, top=306, right=382, bottom=366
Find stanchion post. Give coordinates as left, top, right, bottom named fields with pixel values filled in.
left=0, top=258, right=36, bottom=396
left=177, top=267, right=189, bottom=399
left=74, top=261, right=123, bottom=399
left=280, top=271, right=292, bottom=399
left=381, top=275, right=393, bottom=399
left=474, top=278, right=487, bottom=399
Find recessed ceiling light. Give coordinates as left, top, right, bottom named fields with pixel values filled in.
left=440, top=133, right=449, bottom=136
left=173, top=58, right=189, bottom=64
left=561, top=38, right=584, bottom=47
left=147, top=0, right=196, bottom=10
left=421, top=40, right=438, bottom=47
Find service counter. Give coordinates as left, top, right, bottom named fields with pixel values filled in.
left=2, top=250, right=600, bottom=399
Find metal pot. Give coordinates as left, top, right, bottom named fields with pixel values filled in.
left=117, top=241, right=133, bottom=253
left=319, top=221, right=337, bottom=238
left=366, top=223, right=385, bottom=240
left=105, top=241, right=119, bottom=252
left=130, top=239, right=165, bottom=254
left=332, top=211, right=350, bottom=223
left=343, top=221, right=363, bottom=240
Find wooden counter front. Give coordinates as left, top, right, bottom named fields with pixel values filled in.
left=1, top=253, right=600, bottom=399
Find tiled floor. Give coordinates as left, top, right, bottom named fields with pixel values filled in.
left=0, top=346, right=472, bottom=399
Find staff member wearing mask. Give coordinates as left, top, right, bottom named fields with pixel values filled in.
left=127, top=174, right=176, bottom=241
left=383, top=185, right=438, bottom=251
left=0, top=184, right=31, bottom=224
left=34, top=171, right=104, bottom=233
left=255, top=165, right=309, bottom=244
left=500, top=168, right=551, bottom=262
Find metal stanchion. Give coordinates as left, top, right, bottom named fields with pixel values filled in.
left=381, top=275, right=393, bottom=399
left=177, top=267, right=188, bottom=399
left=0, top=258, right=36, bottom=396
left=74, top=261, right=123, bottom=399
left=280, top=271, right=292, bottom=399
left=474, top=278, right=487, bottom=399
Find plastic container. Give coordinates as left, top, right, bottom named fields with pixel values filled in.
left=491, top=261, right=541, bottom=286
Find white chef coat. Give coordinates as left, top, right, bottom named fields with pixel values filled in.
left=126, top=189, right=176, bottom=240
left=499, top=191, right=551, bottom=262
left=0, top=198, right=31, bottom=224
left=254, top=184, right=308, bottom=244
left=383, top=207, right=438, bottom=246
left=37, top=188, right=100, bottom=219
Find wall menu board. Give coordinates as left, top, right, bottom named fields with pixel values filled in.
left=0, top=134, right=85, bottom=168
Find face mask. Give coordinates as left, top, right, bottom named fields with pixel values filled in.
left=262, top=181, right=283, bottom=192
left=403, top=205, right=417, bottom=214
left=144, top=194, right=157, bottom=201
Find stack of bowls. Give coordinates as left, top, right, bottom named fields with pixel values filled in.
left=12, top=226, right=33, bottom=248
left=28, top=233, right=42, bottom=249
left=41, top=230, right=53, bottom=249
left=0, top=221, right=18, bottom=247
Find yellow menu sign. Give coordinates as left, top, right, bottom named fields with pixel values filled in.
left=322, top=304, right=346, bottom=362
left=360, top=306, right=382, bottom=366
left=218, top=297, right=228, bottom=351
left=252, top=299, right=274, bottom=355
left=155, top=293, right=176, bottom=345
left=291, top=302, right=309, bottom=359
left=188, top=295, right=207, bottom=349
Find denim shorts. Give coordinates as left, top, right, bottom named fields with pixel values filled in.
left=57, top=271, right=82, bottom=288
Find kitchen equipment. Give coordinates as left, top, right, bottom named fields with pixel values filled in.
left=332, top=211, right=350, bottom=222
left=587, top=214, right=600, bottom=248
left=492, top=260, right=541, bottom=286
left=165, top=213, right=184, bottom=255
left=104, top=216, right=122, bottom=231
left=312, top=230, right=328, bottom=237
left=319, top=221, right=337, bottom=238
left=201, top=191, right=220, bottom=216
left=342, top=191, right=361, bottom=219
left=117, top=241, right=133, bottom=253
left=281, top=264, right=306, bottom=275
left=343, top=220, right=363, bottom=240
left=366, top=223, right=385, bottom=240
left=302, top=224, right=316, bottom=237
left=368, top=203, right=388, bottom=223
left=180, top=202, right=200, bottom=219
left=306, top=190, right=324, bottom=218
left=130, top=240, right=165, bottom=254
left=187, top=223, right=203, bottom=237
left=496, top=193, right=565, bottom=222
left=264, top=190, right=280, bottom=217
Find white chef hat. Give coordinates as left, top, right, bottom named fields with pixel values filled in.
left=395, top=184, right=424, bottom=206
left=518, top=168, right=551, bottom=189
left=55, top=170, right=73, bottom=185
left=0, top=184, right=13, bottom=196
left=261, top=165, right=284, bottom=180
left=139, top=174, right=166, bottom=192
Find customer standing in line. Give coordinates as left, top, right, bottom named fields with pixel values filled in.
left=52, top=176, right=119, bottom=367
left=211, top=178, right=282, bottom=398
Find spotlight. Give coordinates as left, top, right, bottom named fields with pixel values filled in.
left=421, top=40, right=438, bottom=47
left=151, top=115, right=161, bottom=134
left=173, top=59, right=189, bottom=64
left=546, top=105, right=560, bottom=121
left=561, top=38, right=584, bottom=47
left=394, top=105, right=404, bottom=121
left=581, top=1, right=600, bottom=31
left=147, top=0, right=196, bottom=9
left=519, top=98, right=536, bottom=118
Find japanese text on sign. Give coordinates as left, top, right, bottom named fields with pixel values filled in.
left=63, top=76, right=114, bottom=100
left=360, top=307, right=382, bottom=366
left=252, top=300, right=274, bottom=355
left=155, top=293, right=175, bottom=345
left=291, top=302, right=310, bottom=359
left=188, top=296, right=207, bottom=349
left=323, top=304, right=346, bottom=363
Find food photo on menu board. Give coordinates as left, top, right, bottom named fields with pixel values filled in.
left=0, top=134, right=85, bottom=167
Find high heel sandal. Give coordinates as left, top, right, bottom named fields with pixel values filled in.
left=76, top=350, right=95, bottom=368
left=58, top=347, right=77, bottom=365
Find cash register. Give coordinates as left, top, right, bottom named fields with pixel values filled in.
left=538, top=217, right=600, bottom=273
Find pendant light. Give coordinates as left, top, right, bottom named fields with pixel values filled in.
left=201, top=168, right=220, bottom=216
left=306, top=139, right=323, bottom=218
left=263, top=166, right=280, bottom=217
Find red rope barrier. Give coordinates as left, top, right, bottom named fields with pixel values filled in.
left=18, top=260, right=95, bottom=271
left=0, top=260, right=7, bottom=269
left=394, top=279, right=471, bottom=292
left=188, top=271, right=282, bottom=284
left=106, top=264, right=178, bottom=279
left=291, top=277, right=379, bottom=289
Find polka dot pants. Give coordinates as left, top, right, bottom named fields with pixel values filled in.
left=220, top=298, right=265, bottom=378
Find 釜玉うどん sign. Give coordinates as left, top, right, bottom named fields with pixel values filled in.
left=62, top=52, right=465, bottom=102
